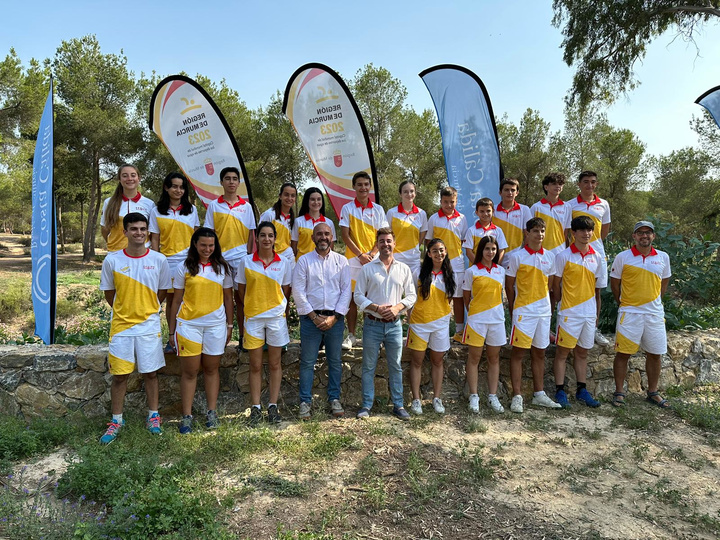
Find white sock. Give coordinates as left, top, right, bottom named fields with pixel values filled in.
left=534, top=391, right=546, bottom=397
left=488, top=394, right=497, bottom=399
left=252, top=404, right=261, bottom=410
left=268, top=403, right=277, bottom=408
left=148, top=410, right=158, bottom=418
left=112, top=414, right=123, bottom=423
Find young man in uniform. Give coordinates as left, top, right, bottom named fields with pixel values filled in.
left=494, top=178, right=533, bottom=264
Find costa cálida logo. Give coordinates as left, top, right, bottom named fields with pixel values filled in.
left=333, top=150, right=342, bottom=167
left=205, top=158, right=214, bottom=176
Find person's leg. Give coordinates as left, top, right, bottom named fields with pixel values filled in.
left=299, top=316, right=322, bottom=403
left=554, top=346, right=571, bottom=387
left=409, top=349, right=425, bottom=400
left=347, top=302, right=358, bottom=336
left=324, top=315, right=345, bottom=402
left=429, top=350, right=444, bottom=399
left=180, top=355, right=202, bottom=416
left=361, top=320, right=382, bottom=409
left=385, top=321, right=404, bottom=409
left=234, top=289, right=244, bottom=337
left=613, top=352, right=631, bottom=398
left=164, top=291, right=175, bottom=328
left=110, top=374, right=129, bottom=415
left=573, top=347, right=590, bottom=385
left=142, top=371, right=159, bottom=411
left=466, top=346, right=482, bottom=395
left=201, top=354, right=221, bottom=412
left=249, top=348, right=263, bottom=406
left=645, top=353, right=662, bottom=394
left=267, top=346, right=282, bottom=404
left=486, top=345, right=501, bottom=395
left=530, top=346, right=546, bottom=393
left=453, top=297, right=464, bottom=327
left=510, top=347, right=526, bottom=396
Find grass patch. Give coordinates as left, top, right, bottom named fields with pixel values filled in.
left=611, top=401, right=661, bottom=432
left=56, top=270, right=100, bottom=286
left=673, top=391, right=720, bottom=432
left=0, top=277, right=31, bottom=321
left=247, top=474, right=308, bottom=497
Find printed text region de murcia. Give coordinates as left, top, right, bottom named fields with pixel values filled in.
left=177, top=113, right=208, bottom=136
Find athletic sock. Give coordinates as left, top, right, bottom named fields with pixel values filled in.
left=252, top=404, right=261, bottom=410
left=268, top=403, right=277, bottom=408
left=112, top=414, right=123, bottom=423
left=556, top=384, right=565, bottom=393
left=533, top=391, right=546, bottom=397
left=577, top=382, right=587, bottom=391
left=148, top=410, right=158, bottom=418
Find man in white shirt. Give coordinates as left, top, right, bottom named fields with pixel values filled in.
left=293, top=223, right=352, bottom=419
left=354, top=228, right=417, bottom=420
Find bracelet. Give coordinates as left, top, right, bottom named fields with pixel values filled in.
left=226, top=324, right=233, bottom=328
left=310, top=314, right=318, bottom=321
left=169, top=333, right=175, bottom=336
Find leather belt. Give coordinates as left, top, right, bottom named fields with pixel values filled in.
left=366, top=314, right=398, bottom=323
left=314, top=310, right=335, bottom=316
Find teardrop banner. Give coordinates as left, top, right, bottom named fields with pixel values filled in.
left=149, top=75, right=254, bottom=208
left=696, top=85, right=720, bottom=130
left=420, top=64, right=503, bottom=216
left=282, top=63, right=379, bottom=217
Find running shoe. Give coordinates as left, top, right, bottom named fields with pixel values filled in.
left=179, top=415, right=193, bottom=434
left=267, top=404, right=282, bottom=424
left=576, top=388, right=601, bottom=408
left=432, top=397, right=445, bottom=414
left=594, top=330, right=610, bottom=346
left=356, top=407, right=370, bottom=419
left=488, top=395, right=504, bottom=414
left=330, top=399, right=345, bottom=418
left=392, top=406, right=410, bottom=421
left=510, top=395, right=524, bottom=414
left=249, top=406, right=262, bottom=427
left=299, top=401, right=311, bottom=420
left=146, top=413, right=162, bottom=435
left=205, top=410, right=220, bottom=429
left=468, top=394, right=480, bottom=413
left=555, top=389, right=571, bottom=409
left=410, top=399, right=423, bottom=415
left=100, top=419, right=124, bottom=445
left=532, top=392, right=562, bottom=409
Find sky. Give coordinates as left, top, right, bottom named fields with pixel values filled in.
left=3, top=1, right=720, bottom=159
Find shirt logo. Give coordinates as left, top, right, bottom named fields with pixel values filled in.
left=120, top=265, right=130, bottom=273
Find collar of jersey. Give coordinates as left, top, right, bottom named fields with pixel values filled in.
left=122, top=248, right=149, bottom=258
left=398, top=202, right=419, bottom=214
left=631, top=245, right=657, bottom=258
left=496, top=202, right=520, bottom=213
left=570, top=243, right=596, bottom=256
left=576, top=194, right=600, bottom=206
left=169, top=204, right=183, bottom=213
left=218, top=196, right=245, bottom=208
left=438, top=209, right=460, bottom=220
left=252, top=251, right=281, bottom=267
left=304, top=213, right=326, bottom=223
left=354, top=198, right=373, bottom=209
left=431, top=270, right=443, bottom=277
left=524, top=245, right=544, bottom=255
left=476, top=262, right=497, bottom=272
left=475, top=221, right=496, bottom=230
left=540, top=198, right=564, bottom=208
left=122, top=192, right=142, bottom=203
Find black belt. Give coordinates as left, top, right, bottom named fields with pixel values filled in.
left=367, top=314, right=398, bottom=323
left=314, top=310, right=336, bottom=316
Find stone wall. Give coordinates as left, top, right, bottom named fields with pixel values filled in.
left=1, top=329, right=719, bottom=418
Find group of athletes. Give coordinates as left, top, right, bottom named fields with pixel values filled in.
left=98, top=164, right=671, bottom=443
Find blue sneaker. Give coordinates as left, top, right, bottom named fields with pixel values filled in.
left=179, top=415, right=193, bottom=434
left=100, top=419, right=125, bottom=444
left=576, top=388, right=600, bottom=408
left=555, top=389, right=571, bottom=409
left=146, top=413, right=162, bottom=435
left=392, top=406, right=410, bottom=421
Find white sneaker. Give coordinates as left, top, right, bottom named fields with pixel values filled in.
left=410, top=399, right=423, bottom=415
left=510, top=395, right=524, bottom=413
left=532, top=392, right=562, bottom=409
left=341, top=335, right=353, bottom=350
left=594, top=330, right=610, bottom=346
left=468, top=394, right=480, bottom=413
left=432, top=397, right=445, bottom=414
left=488, top=395, right=504, bottom=414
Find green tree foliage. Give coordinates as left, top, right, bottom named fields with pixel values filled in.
left=553, top=0, right=720, bottom=107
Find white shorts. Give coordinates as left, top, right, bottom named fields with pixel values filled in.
left=227, top=257, right=246, bottom=291
left=108, top=333, right=165, bottom=375
left=452, top=271, right=464, bottom=298
left=244, top=316, right=289, bottom=349
left=168, top=260, right=181, bottom=293
left=556, top=315, right=595, bottom=350
left=406, top=323, right=450, bottom=353
left=176, top=321, right=228, bottom=357
left=596, top=258, right=608, bottom=289
left=510, top=313, right=550, bottom=350
left=615, top=312, right=667, bottom=355
left=463, top=322, right=506, bottom=348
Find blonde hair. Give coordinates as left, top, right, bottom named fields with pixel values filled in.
left=104, top=164, right=140, bottom=231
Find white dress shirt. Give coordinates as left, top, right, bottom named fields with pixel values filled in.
left=292, top=249, right=352, bottom=316
left=354, top=257, right=417, bottom=318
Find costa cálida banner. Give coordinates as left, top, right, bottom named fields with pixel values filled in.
left=420, top=65, right=503, bottom=217
left=31, top=80, right=56, bottom=344
left=149, top=75, right=254, bottom=208
left=283, top=63, right=379, bottom=217
left=696, top=85, right=720, bottom=130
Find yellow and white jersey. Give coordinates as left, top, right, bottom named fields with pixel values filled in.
left=148, top=205, right=199, bottom=269
left=235, top=252, right=292, bottom=319
left=426, top=210, right=468, bottom=273
left=100, top=193, right=155, bottom=252
left=339, top=199, right=388, bottom=261
left=462, top=221, right=509, bottom=254
left=530, top=198, right=571, bottom=254
left=174, top=262, right=233, bottom=326
left=259, top=208, right=294, bottom=261
left=386, top=203, right=428, bottom=266
left=204, top=196, right=256, bottom=263
left=100, top=249, right=171, bottom=337
left=291, top=214, right=336, bottom=261
left=610, top=247, right=671, bottom=315
left=506, top=245, right=555, bottom=317
left=554, top=244, right=602, bottom=318
left=463, top=263, right=505, bottom=324
left=567, top=195, right=611, bottom=257
left=409, top=272, right=452, bottom=326
left=493, top=202, right=532, bottom=252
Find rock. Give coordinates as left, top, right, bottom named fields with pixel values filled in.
left=159, top=356, right=182, bottom=376
left=0, top=346, right=37, bottom=368
left=220, top=348, right=239, bottom=368
left=0, top=369, right=22, bottom=392
left=0, top=389, right=20, bottom=417
left=22, top=370, right=74, bottom=391
left=15, top=384, right=67, bottom=416
left=75, top=346, right=107, bottom=372
left=34, top=347, right=77, bottom=371
left=58, top=372, right=106, bottom=400
left=697, top=358, right=720, bottom=385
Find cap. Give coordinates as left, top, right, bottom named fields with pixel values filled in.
left=633, top=221, right=655, bottom=233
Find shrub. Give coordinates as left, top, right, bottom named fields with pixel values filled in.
left=0, top=278, right=32, bottom=321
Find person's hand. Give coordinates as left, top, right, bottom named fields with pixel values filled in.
left=358, top=252, right=372, bottom=265
left=318, top=315, right=336, bottom=331
left=225, top=328, right=232, bottom=346
left=388, top=304, right=403, bottom=318
left=377, top=304, right=393, bottom=319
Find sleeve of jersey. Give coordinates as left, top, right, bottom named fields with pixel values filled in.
left=602, top=201, right=611, bottom=224
left=173, top=264, right=187, bottom=290
left=329, top=220, right=337, bottom=240
left=222, top=268, right=233, bottom=288
left=99, top=198, right=109, bottom=227
left=246, top=207, right=257, bottom=230
left=505, top=252, right=519, bottom=277
left=426, top=215, right=437, bottom=239
left=191, top=206, right=200, bottom=227
left=523, top=206, right=533, bottom=227
left=282, top=261, right=292, bottom=286
left=204, top=203, right=215, bottom=229
left=259, top=209, right=273, bottom=224
left=159, top=258, right=172, bottom=290
left=234, top=258, right=247, bottom=285
left=662, top=252, right=672, bottom=278
left=553, top=252, right=568, bottom=278
left=148, top=208, right=160, bottom=234
left=419, top=211, right=428, bottom=233
left=459, top=215, right=468, bottom=237
left=99, top=257, right=114, bottom=290
left=291, top=221, right=299, bottom=242
left=462, top=268, right=473, bottom=291
left=339, top=204, right=350, bottom=228
left=377, top=204, right=388, bottom=228
left=462, top=229, right=474, bottom=249
left=496, top=228, right=509, bottom=250
left=609, top=254, right=624, bottom=279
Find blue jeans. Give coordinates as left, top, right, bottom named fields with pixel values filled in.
left=299, top=314, right=344, bottom=403
left=361, top=318, right=404, bottom=409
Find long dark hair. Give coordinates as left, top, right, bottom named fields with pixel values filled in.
left=157, top=172, right=193, bottom=215
left=271, top=182, right=297, bottom=228
left=418, top=238, right=455, bottom=301
left=298, top=187, right=326, bottom=217
left=185, top=227, right=230, bottom=277
left=473, top=235, right=500, bottom=266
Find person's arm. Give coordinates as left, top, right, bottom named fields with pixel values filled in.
left=104, top=290, right=115, bottom=307
left=246, top=232, right=255, bottom=254
left=341, top=225, right=371, bottom=264
left=418, top=229, right=427, bottom=249
left=101, top=225, right=110, bottom=241
left=168, top=288, right=184, bottom=336
left=291, top=240, right=298, bottom=257
left=150, top=233, right=160, bottom=252
left=660, top=277, right=670, bottom=297
left=497, top=249, right=505, bottom=264
left=223, top=288, right=233, bottom=345
left=610, top=277, right=621, bottom=304
left=282, top=284, right=291, bottom=299
left=237, top=283, right=246, bottom=309
left=157, top=289, right=168, bottom=304
left=291, top=258, right=313, bottom=316
left=465, top=248, right=475, bottom=261
left=353, top=267, right=373, bottom=312
left=600, top=223, right=611, bottom=240
left=463, top=289, right=471, bottom=312
left=551, top=275, right=562, bottom=307
left=505, top=275, right=516, bottom=319
left=390, top=266, right=416, bottom=317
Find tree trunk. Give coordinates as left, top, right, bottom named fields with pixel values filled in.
left=82, top=154, right=102, bottom=262
left=58, top=202, right=65, bottom=254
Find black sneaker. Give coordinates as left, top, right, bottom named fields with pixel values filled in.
left=248, top=406, right=262, bottom=427
left=267, top=404, right=282, bottom=424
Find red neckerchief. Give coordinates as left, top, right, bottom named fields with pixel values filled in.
left=476, top=262, right=497, bottom=273
left=218, top=196, right=245, bottom=209
left=122, top=192, right=142, bottom=203
left=438, top=209, right=460, bottom=220
left=398, top=202, right=419, bottom=215
left=570, top=243, right=596, bottom=258
left=496, top=202, right=520, bottom=215
left=631, top=245, right=658, bottom=261
left=576, top=194, right=601, bottom=208
left=524, top=244, right=544, bottom=255
left=354, top=198, right=373, bottom=209
left=475, top=221, right=497, bottom=230
left=540, top=198, right=564, bottom=208
left=253, top=251, right=281, bottom=269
